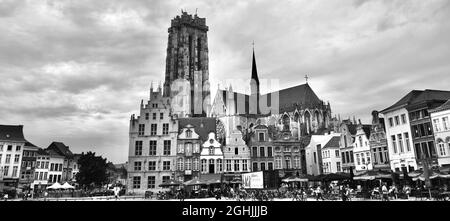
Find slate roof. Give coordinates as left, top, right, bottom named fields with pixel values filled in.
left=216, top=83, right=325, bottom=115
left=47, top=142, right=74, bottom=158
left=361, top=125, right=372, bottom=139
left=347, top=124, right=357, bottom=135
left=0, top=125, right=27, bottom=142
left=264, top=83, right=324, bottom=113
left=25, top=141, right=40, bottom=150
left=323, top=136, right=341, bottom=149
left=430, top=99, right=450, bottom=113
left=178, top=117, right=217, bottom=142
left=37, top=148, right=49, bottom=156
left=381, top=90, right=450, bottom=113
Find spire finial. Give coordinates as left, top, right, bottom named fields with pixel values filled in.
left=305, top=74, right=309, bottom=84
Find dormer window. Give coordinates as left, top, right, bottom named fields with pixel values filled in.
left=186, top=130, right=192, bottom=138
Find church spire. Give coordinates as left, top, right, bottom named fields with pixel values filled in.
left=251, top=42, right=259, bottom=85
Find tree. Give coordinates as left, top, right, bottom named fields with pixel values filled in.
left=75, top=151, right=108, bottom=189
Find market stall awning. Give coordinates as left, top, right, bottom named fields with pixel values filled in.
left=46, top=182, right=63, bottom=189
left=61, top=182, right=75, bottom=189
left=411, top=171, right=450, bottom=181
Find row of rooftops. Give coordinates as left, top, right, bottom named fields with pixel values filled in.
left=381, top=89, right=450, bottom=113
left=0, top=124, right=80, bottom=159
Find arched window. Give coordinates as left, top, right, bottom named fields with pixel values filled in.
left=294, top=112, right=300, bottom=122
left=186, top=129, right=192, bottom=138
left=304, top=111, right=312, bottom=134
left=282, top=114, right=290, bottom=131
left=315, top=111, right=320, bottom=126
left=235, top=147, right=239, bottom=155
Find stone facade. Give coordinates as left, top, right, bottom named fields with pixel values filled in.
left=128, top=87, right=178, bottom=194
left=321, top=136, right=342, bottom=174
left=353, top=121, right=373, bottom=172
left=223, top=130, right=251, bottom=182
left=18, top=142, right=39, bottom=190
left=0, top=125, right=26, bottom=192
left=339, top=121, right=356, bottom=173
left=369, top=111, right=390, bottom=171
left=163, top=12, right=211, bottom=117
left=200, top=132, right=223, bottom=174
left=248, top=125, right=274, bottom=173
left=430, top=100, right=450, bottom=167
left=176, top=124, right=202, bottom=182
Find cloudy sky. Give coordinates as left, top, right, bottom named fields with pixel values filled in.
left=1, top=0, right=449, bottom=163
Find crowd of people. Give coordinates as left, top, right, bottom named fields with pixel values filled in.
left=148, top=181, right=450, bottom=201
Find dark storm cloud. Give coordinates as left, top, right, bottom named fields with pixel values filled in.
left=1, top=0, right=449, bottom=163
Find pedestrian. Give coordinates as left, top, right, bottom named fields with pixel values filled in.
left=405, top=185, right=411, bottom=199
left=316, top=186, right=324, bottom=201
left=4, top=193, right=8, bottom=201
left=114, top=186, right=120, bottom=200
left=382, top=183, right=389, bottom=201
left=341, top=186, right=348, bottom=201
left=44, top=191, right=48, bottom=201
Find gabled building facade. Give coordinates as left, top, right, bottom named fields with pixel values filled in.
left=176, top=117, right=216, bottom=182
left=369, top=111, right=390, bottom=171
left=322, top=136, right=342, bottom=174
left=353, top=120, right=373, bottom=172
left=381, top=89, right=450, bottom=172
left=0, top=125, right=26, bottom=192
left=223, top=130, right=251, bottom=182
left=430, top=100, right=450, bottom=167
left=128, top=86, right=178, bottom=194
left=339, top=121, right=356, bottom=173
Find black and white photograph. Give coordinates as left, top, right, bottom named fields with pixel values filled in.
left=0, top=0, right=449, bottom=218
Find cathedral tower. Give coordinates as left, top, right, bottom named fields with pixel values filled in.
left=163, top=11, right=210, bottom=117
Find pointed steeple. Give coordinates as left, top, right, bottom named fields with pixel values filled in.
left=251, top=45, right=260, bottom=85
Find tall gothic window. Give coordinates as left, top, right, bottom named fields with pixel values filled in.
left=197, top=37, right=202, bottom=70
left=282, top=114, right=290, bottom=131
